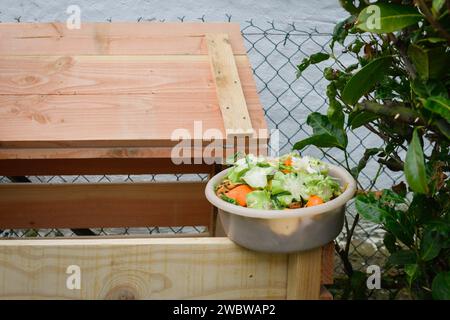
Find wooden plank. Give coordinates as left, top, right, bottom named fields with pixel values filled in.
left=0, top=237, right=288, bottom=299
left=0, top=182, right=211, bottom=229
left=0, top=23, right=246, bottom=55
left=0, top=139, right=269, bottom=160
left=0, top=57, right=266, bottom=149
left=0, top=94, right=262, bottom=148
left=206, top=34, right=253, bottom=137
left=0, top=93, right=222, bottom=148
left=0, top=55, right=252, bottom=95
left=321, top=242, right=334, bottom=285
left=286, top=248, right=322, bottom=300
left=0, top=158, right=212, bottom=175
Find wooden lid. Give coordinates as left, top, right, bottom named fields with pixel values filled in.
left=0, top=23, right=267, bottom=159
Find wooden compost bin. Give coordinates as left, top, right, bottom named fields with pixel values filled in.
left=0, top=23, right=333, bottom=299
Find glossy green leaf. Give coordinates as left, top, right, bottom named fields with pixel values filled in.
left=432, top=0, right=446, bottom=15
left=350, top=271, right=369, bottom=300
left=408, top=193, right=430, bottom=223
left=293, top=113, right=347, bottom=150
left=355, top=194, right=388, bottom=223
left=293, top=134, right=342, bottom=151
left=408, top=44, right=429, bottom=80
left=435, top=119, right=450, bottom=140
left=356, top=3, right=421, bottom=33
left=420, top=228, right=442, bottom=261
left=342, top=56, right=392, bottom=105
left=405, top=129, right=429, bottom=194
left=424, top=96, right=450, bottom=122
left=428, top=37, right=447, bottom=43
left=405, top=264, right=419, bottom=287
left=388, top=250, right=417, bottom=265
left=428, top=221, right=450, bottom=249
left=331, top=16, right=355, bottom=48
left=383, top=232, right=398, bottom=254
left=411, top=79, right=448, bottom=99
left=327, top=99, right=345, bottom=129
left=384, top=210, right=415, bottom=247
left=348, top=110, right=380, bottom=129
left=351, top=147, right=381, bottom=178
left=381, top=189, right=407, bottom=204
left=308, top=113, right=347, bottom=147
left=409, top=45, right=450, bottom=80
left=297, top=52, right=330, bottom=77
left=432, top=272, right=450, bottom=300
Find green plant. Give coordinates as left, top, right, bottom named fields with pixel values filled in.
left=295, top=0, right=449, bottom=299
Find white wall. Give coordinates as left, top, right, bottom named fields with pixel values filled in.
left=0, top=0, right=346, bottom=31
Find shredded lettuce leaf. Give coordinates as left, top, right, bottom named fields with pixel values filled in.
left=219, top=153, right=342, bottom=209
left=242, top=166, right=275, bottom=188
left=246, top=190, right=272, bottom=209
left=277, top=194, right=294, bottom=206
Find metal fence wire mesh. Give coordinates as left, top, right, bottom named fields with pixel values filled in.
left=0, top=20, right=405, bottom=278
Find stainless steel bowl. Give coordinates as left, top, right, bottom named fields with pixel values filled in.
left=205, top=164, right=357, bottom=253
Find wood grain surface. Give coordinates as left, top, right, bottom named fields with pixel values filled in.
left=0, top=54, right=265, bottom=148
left=206, top=34, right=253, bottom=136
left=0, top=23, right=267, bottom=152
left=0, top=23, right=247, bottom=55
left=0, top=238, right=289, bottom=299
left=0, top=182, right=211, bottom=229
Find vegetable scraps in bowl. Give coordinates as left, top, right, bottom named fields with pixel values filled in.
left=215, top=153, right=342, bottom=210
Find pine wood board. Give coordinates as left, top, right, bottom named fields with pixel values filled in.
left=0, top=55, right=265, bottom=149
left=0, top=23, right=266, bottom=157
left=206, top=34, right=253, bottom=136
left=0, top=23, right=246, bottom=55
left=286, top=249, right=323, bottom=299
left=0, top=237, right=290, bottom=299
left=0, top=157, right=215, bottom=176
left=0, top=55, right=254, bottom=95
left=0, top=182, right=210, bottom=229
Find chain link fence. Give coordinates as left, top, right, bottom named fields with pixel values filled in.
left=0, top=20, right=404, bottom=281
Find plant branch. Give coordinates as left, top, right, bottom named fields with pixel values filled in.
left=359, top=100, right=424, bottom=125
left=345, top=213, right=360, bottom=254
left=415, top=0, right=450, bottom=45
left=334, top=212, right=361, bottom=278
left=369, top=164, right=383, bottom=191
left=335, top=241, right=354, bottom=276
left=387, top=33, right=417, bottom=79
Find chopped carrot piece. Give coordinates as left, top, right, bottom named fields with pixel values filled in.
left=281, top=157, right=293, bottom=173
left=225, top=185, right=254, bottom=206
left=306, top=195, right=324, bottom=207
left=284, top=157, right=293, bottom=167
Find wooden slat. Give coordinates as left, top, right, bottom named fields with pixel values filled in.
left=206, top=34, right=253, bottom=137
left=0, top=238, right=288, bottom=299
left=0, top=56, right=265, bottom=149
left=0, top=158, right=213, bottom=175
left=0, top=182, right=211, bottom=229
left=286, top=248, right=322, bottom=300
left=0, top=55, right=257, bottom=95
left=0, top=55, right=215, bottom=95
left=0, top=140, right=269, bottom=161
left=0, top=23, right=246, bottom=55
left=0, top=93, right=220, bottom=148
